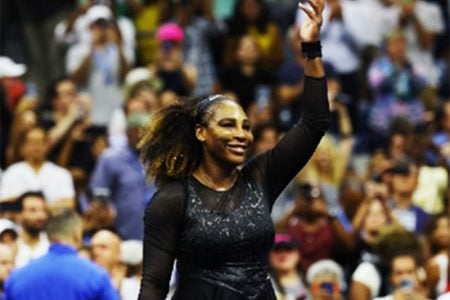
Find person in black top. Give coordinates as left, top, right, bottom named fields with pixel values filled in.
left=138, top=1, right=329, bottom=299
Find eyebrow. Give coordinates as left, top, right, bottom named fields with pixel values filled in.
left=218, top=118, right=250, bottom=124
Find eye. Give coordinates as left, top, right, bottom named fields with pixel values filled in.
left=218, top=119, right=235, bottom=127
left=243, top=121, right=251, bottom=130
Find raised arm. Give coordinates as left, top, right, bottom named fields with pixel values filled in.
left=248, top=0, right=330, bottom=203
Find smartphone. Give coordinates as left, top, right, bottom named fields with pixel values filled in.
left=399, top=278, right=414, bottom=291
left=255, top=84, right=270, bottom=110
left=320, top=282, right=334, bottom=294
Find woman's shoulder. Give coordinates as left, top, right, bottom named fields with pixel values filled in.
left=147, top=180, right=187, bottom=211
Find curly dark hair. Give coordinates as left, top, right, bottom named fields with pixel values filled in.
left=138, top=95, right=232, bottom=187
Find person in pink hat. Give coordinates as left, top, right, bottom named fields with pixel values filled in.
left=149, top=23, right=197, bottom=97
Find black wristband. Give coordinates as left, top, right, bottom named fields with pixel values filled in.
left=301, top=41, right=322, bottom=60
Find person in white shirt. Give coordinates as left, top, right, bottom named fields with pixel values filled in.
left=0, top=127, right=75, bottom=211
left=14, top=191, right=50, bottom=268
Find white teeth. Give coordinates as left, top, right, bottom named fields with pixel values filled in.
left=227, top=145, right=246, bottom=154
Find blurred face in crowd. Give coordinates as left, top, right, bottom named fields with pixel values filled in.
left=91, top=230, right=121, bottom=272
left=386, top=34, right=407, bottom=63
left=363, top=199, right=388, bottom=238
left=21, top=128, right=48, bottom=164
left=90, top=19, right=112, bottom=44
left=196, top=100, right=254, bottom=167
left=269, top=245, right=300, bottom=273
left=389, top=133, right=409, bottom=162
left=126, top=86, right=160, bottom=114
left=312, top=138, right=335, bottom=173
left=0, top=243, right=14, bottom=284
left=252, top=127, right=278, bottom=156
left=240, top=0, right=262, bottom=23
left=293, top=191, right=327, bottom=222
left=20, top=195, right=48, bottom=237
left=391, top=165, right=418, bottom=196
left=431, top=216, right=449, bottom=250
left=53, top=80, right=77, bottom=114
left=390, top=255, right=418, bottom=290
left=237, top=36, right=260, bottom=65
left=310, top=273, right=342, bottom=300
left=133, top=88, right=159, bottom=112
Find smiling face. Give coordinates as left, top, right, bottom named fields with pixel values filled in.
left=196, top=100, right=254, bottom=167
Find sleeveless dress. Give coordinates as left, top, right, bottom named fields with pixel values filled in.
left=139, top=77, right=330, bottom=299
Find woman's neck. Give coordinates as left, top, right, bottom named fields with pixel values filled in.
left=193, top=162, right=237, bottom=191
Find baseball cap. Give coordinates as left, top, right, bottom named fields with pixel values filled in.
left=156, top=23, right=184, bottom=43
left=0, top=219, right=19, bottom=237
left=85, top=5, right=113, bottom=25
left=273, top=233, right=299, bottom=250
left=124, top=67, right=162, bottom=98
left=0, top=56, right=27, bottom=78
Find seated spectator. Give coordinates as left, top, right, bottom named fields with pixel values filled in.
left=90, top=229, right=124, bottom=290
left=66, top=5, right=130, bottom=127
left=306, top=259, right=346, bottom=300
left=90, top=112, right=154, bottom=240
left=14, top=192, right=49, bottom=268
left=108, top=67, right=162, bottom=149
left=172, top=0, right=224, bottom=98
left=385, top=159, right=429, bottom=234
left=349, top=224, right=424, bottom=300
left=0, top=127, right=75, bottom=211
left=224, top=0, right=283, bottom=68
left=218, top=35, right=276, bottom=112
left=424, top=213, right=449, bottom=299
left=38, top=76, right=92, bottom=160
left=374, top=253, right=428, bottom=300
left=297, top=133, right=353, bottom=211
left=0, top=243, right=14, bottom=298
left=150, top=23, right=197, bottom=97
left=367, top=30, right=426, bottom=143
left=351, top=195, right=394, bottom=272
left=4, top=209, right=119, bottom=300
left=269, top=233, right=308, bottom=300
left=389, top=0, right=445, bottom=87
left=55, top=2, right=135, bottom=64
left=276, top=183, right=354, bottom=274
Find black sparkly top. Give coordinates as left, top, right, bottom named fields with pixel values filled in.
left=139, top=77, right=330, bottom=300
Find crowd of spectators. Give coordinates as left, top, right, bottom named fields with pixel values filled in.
left=0, top=0, right=449, bottom=299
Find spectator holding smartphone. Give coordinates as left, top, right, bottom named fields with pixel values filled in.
left=306, top=259, right=346, bottom=300
left=374, top=253, right=428, bottom=300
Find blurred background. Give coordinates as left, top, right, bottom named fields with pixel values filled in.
left=0, top=0, right=449, bottom=299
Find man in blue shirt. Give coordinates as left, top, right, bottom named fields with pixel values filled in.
left=90, top=112, right=155, bottom=240
left=4, top=209, right=119, bottom=300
